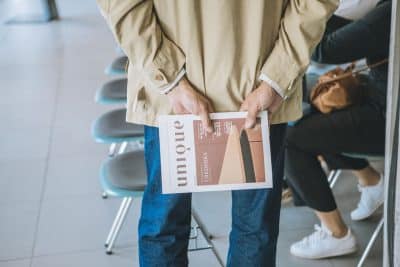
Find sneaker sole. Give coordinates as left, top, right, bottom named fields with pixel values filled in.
left=351, top=199, right=384, bottom=221
left=291, top=245, right=358, bottom=259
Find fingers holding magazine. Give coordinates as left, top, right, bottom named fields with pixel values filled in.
left=167, top=76, right=214, bottom=133
left=240, top=81, right=283, bottom=129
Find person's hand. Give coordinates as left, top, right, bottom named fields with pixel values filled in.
left=167, top=76, right=214, bottom=133
left=240, top=81, right=283, bottom=128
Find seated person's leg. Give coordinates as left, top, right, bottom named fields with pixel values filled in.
left=312, top=1, right=391, bottom=65
left=318, top=153, right=384, bottom=220
left=284, top=102, right=384, bottom=259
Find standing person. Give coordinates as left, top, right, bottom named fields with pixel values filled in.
left=97, top=1, right=339, bottom=266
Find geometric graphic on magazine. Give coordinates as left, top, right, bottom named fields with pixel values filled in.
left=194, top=118, right=265, bottom=186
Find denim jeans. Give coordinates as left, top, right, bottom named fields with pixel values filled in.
left=138, top=124, right=286, bottom=267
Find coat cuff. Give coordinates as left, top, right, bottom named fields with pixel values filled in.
left=144, top=37, right=186, bottom=90
left=260, top=46, right=304, bottom=99
left=159, top=68, right=186, bottom=94
left=259, top=73, right=288, bottom=100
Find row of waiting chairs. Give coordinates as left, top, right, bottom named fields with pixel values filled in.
left=92, top=55, right=145, bottom=254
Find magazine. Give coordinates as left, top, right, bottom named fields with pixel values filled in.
left=158, top=111, right=273, bottom=193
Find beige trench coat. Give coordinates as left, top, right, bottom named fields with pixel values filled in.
left=97, top=0, right=339, bottom=126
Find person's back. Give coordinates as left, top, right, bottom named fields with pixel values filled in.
left=99, top=1, right=338, bottom=126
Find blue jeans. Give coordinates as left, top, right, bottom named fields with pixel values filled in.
left=138, top=124, right=286, bottom=267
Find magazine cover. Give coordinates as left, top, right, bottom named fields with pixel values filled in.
left=158, top=111, right=273, bottom=193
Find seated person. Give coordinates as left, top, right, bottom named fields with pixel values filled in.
left=284, top=0, right=391, bottom=259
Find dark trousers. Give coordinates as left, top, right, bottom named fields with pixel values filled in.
left=139, top=124, right=286, bottom=267
left=286, top=1, right=391, bottom=211
left=284, top=102, right=385, bottom=212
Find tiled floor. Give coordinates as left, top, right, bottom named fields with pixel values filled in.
left=0, top=1, right=383, bottom=266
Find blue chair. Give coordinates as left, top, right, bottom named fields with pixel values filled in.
left=105, top=56, right=128, bottom=76
left=91, top=108, right=144, bottom=156
left=100, top=150, right=146, bottom=254
left=100, top=151, right=225, bottom=266
left=95, top=78, right=127, bottom=105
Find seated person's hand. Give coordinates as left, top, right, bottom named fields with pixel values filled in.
left=240, top=81, right=283, bottom=128
left=167, top=76, right=214, bottom=133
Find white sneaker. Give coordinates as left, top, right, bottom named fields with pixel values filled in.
left=351, top=174, right=384, bottom=221
left=290, top=224, right=358, bottom=259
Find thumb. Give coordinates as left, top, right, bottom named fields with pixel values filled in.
left=240, top=100, right=248, bottom=112
left=245, top=106, right=259, bottom=129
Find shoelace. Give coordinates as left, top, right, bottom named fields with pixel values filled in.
left=300, top=225, right=331, bottom=246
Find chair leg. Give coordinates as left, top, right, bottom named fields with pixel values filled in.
left=108, top=143, right=117, bottom=157
left=357, top=218, right=384, bottom=267
left=129, top=140, right=145, bottom=151
left=106, top=197, right=133, bottom=255
left=329, top=170, right=342, bottom=188
left=102, top=143, right=118, bottom=199
left=118, top=141, right=128, bottom=154
left=103, top=142, right=128, bottom=199
left=137, top=139, right=144, bottom=150
left=191, top=209, right=225, bottom=267
left=105, top=197, right=128, bottom=248
left=327, top=170, right=336, bottom=184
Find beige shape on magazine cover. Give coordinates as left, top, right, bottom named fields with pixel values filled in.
left=218, top=125, right=246, bottom=184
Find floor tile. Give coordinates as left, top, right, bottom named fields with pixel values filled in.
left=192, top=191, right=231, bottom=238
left=43, top=153, right=106, bottom=200
left=280, top=204, right=319, bottom=231
left=33, top=237, right=224, bottom=267
left=0, top=78, right=57, bottom=107
left=49, top=122, right=108, bottom=158
left=31, top=247, right=138, bottom=267
left=34, top=196, right=142, bottom=256
left=0, top=202, right=39, bottom=261
left=0, top=259, right=31, bottom=267
left=0, top=126, right=51, bottom=161
left=188, top=249, right=222, bottom=267
left=0, top=158, right=46, bottom=205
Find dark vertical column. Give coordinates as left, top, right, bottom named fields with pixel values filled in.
left=41, top=0, right=59, bottom=21
left=5, top=0, right=59, bottom=24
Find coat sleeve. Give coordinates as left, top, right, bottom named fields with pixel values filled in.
left=96, top=0, right=185, bottom=90
left=260, top=0, right=339, bottom=99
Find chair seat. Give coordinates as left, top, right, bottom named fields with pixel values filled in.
left=100, top=150, right=147, bottom=197
left=91, top=109, right=144, bottom=143
left=95, top=78, right=127, bottom=104
left=105, top=56, right=128, bottom=76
